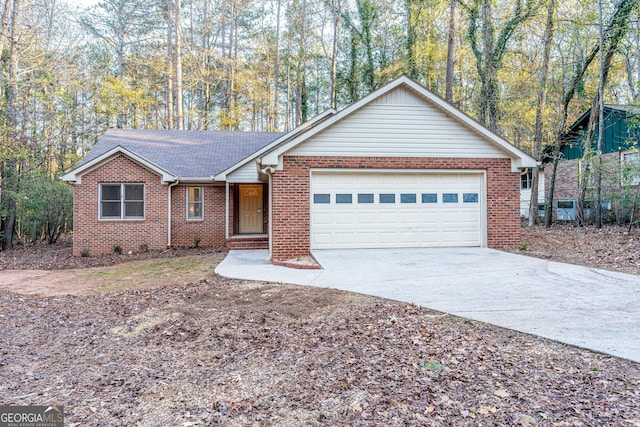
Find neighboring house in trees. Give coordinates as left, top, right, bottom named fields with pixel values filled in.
left=62, top=76, right=536, bottom=266
left=546, top=105, right=640, bottom=222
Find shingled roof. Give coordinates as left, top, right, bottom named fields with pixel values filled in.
left=80, top=129, right=285, bottom=179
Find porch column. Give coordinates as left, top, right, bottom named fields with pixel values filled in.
left=225, top=181, right=229, bottom=240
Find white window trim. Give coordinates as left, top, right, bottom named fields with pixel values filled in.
left=99, top=183, right=145, bottom=220
left=187, top=186, right=204, bottom=221
left=520, top=169, right=532, bottom=190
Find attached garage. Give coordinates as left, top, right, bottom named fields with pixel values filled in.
left=310, top=170, right=484, bottom=249
left=220, top=76, right=537, bottom=262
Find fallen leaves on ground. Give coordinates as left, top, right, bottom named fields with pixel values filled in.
left=1, top=277, right=639, bottom=426
left=517, top=224, right=640, bottom=275
left=1, top=227, right=640, bottom=425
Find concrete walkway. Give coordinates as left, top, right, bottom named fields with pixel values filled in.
left=215, top=248, right=640, bottom=363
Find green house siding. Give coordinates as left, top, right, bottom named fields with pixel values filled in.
left=561, top=107, right=639, bottom=160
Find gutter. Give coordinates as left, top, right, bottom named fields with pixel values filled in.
left=167, top=180, right=180, bottom=248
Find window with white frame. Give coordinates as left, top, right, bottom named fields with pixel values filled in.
left=100, top=184, right=145, bottom=219
left=623, top=151, right=640, bottom=185
left=187, top=186, right=204, bottom=220
left=520, top=169, right=532, bottom=190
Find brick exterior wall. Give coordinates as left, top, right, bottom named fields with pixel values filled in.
left=72, top=155, right=168, bottom=256
left=170, top=184, right=228, bottom=247
left=547, top=152, right=624, bottom=201
left=270, top=156, right=521, bottom=261
left=73, top=157, right=237, bottom=256
left=74, top=154, right=521, bottom=259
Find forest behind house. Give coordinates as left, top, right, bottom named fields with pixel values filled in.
left=1, top=0, right=639, bottom=248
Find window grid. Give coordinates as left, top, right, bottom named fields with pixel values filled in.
left=100, top=183, right=145, bottom=220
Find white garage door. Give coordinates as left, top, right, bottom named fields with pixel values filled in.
left=310, top=171, right=484, bottom=249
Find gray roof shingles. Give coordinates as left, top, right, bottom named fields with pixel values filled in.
left=80, top=129, right=286, bottom=179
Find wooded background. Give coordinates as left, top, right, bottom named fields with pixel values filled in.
left=1, top=0, right=639, bottom=247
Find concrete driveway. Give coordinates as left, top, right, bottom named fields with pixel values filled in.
left=215, top=248, right=640, bottom=363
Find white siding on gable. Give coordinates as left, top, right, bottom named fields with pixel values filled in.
left=227, top=161, right=261, bottom=183
left=288, top=87, right=510, bottom=159
left=370, top=86, right=425, bottom=106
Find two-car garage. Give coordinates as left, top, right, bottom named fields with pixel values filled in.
left=310, top=170, right=485, bottom=249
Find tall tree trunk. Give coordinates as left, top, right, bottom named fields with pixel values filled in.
left=528, top=0, right=555, bottom=227
left=201, top=0, right=210, bottom=130
left=294, top=0, right=307, bottom=127
left=167, top=0, right=174, bottom=129
left=463, top=0, right=537, bottom=134
left=595, top=0, right=606, bottom=229
left=272, top=0, right=281, bottom=130
left=2, top=0, right=20, bottom=250
left=329, top=0, right=340, bottom=109
left=545, top=45, right=600, bottom=227
left=405, top=0, right=417, bottom=79
left=175, top=0, right=184, bottom=130
left=445, top=0, right=456, bottom=103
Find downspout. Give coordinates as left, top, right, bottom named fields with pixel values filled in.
left=167, top=180, right=180, bottom=247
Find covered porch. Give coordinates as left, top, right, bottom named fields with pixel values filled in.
left=225, top=182, right=270, bottom=250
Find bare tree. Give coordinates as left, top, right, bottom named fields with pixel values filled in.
left=1, top=0, right=20, bottom=250
left=461, top=0, right=538, bottom=134
left=445, top=0, right=456, bottom=103
left=175, top=0, right=184, bottom=130
left=167, top=0, right=174, bottom=129
left=527, top=0, right=555, bottom=227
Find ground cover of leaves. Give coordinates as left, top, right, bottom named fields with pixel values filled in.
left=518, top=224, right=640, bottom=275
left=1, top=276, right=639, bottom=425
left=0, top=227, right=639, bottom=425
left=0, top=237, right=225, bottom=270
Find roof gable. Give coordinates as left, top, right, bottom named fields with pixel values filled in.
left=61, top=145, right=177, bottom=184
left=258, top=76, right=536, bottom=172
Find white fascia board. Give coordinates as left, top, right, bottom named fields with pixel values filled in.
left=261, top=75, right=537, bottom=171
left=60, top=145, right=177, bottom=185
left=213, top=108, right=338, bottom=181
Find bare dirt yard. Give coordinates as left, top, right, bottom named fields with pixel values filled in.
left=1, top=228, right=639, bottom=426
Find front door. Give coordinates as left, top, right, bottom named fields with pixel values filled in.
left=239, top=185, right=264, bottom=234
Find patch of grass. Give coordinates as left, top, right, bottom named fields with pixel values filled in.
left=83, top=256, right=217, bottom=292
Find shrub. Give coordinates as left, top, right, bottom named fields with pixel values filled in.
left=80, top=248, right=90, bottom=257
left=16, top=172, right=73, bottom=244
left=112, top=244, right=122, bottom=254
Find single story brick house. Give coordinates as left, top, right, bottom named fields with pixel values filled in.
left=62, top=76, right=536, bottom=264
